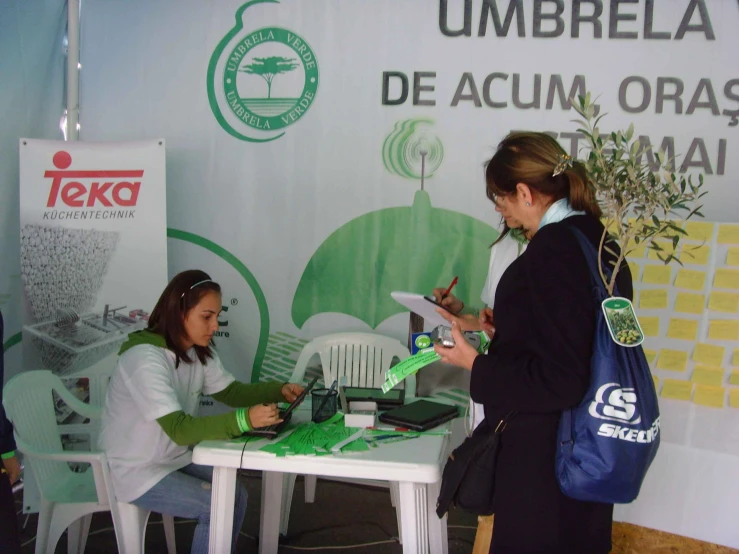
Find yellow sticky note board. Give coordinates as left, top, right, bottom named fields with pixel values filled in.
left=643, top=265, right=672, bottom=285
left=729, top=389, right=739, bottom=409
left=643, top=349, right=658, bottom=364
left=727, top=247, right=739, bottom=267
left=661, top=379, right=693, bottom=401
left=717, top=224, right=739, bottom=245
left=714, top=269, right=739, bottom=290
left=708, top=292, right=739, bottom=313
left=684, top=221, right=714, bottom=242
left=729, top=371, right=739, bottom=385
left=657, top=349, right=688, bottom=372
left=625, top=240, right=647, bottom=259
left=652, top=375, right=659, bottom=390
left=639, top=289, right=669, bottom=310
left=681, top=244, right=710, bottom=265
left=674, top=269, right=705, bottom=291
left=708, top=320, right=739, bottom=341
left=691, top=366, right=724, bottom=387
left=639, top=317, right=660, bottom=337
left=692, top=343, right=725, bottom=366
left=667, top=318, right=699, bottom=341
left=733, top=349, right=739, bottom=367
left=647, top=240, right=677, bottom=261
left=627, top=262, right=640, bottom=281
left=693, top=385, right=725, bottom=408
left=674, top=293, right=704, bottom=314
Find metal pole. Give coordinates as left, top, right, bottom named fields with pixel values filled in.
left=67, top=0, right=80, bottom=141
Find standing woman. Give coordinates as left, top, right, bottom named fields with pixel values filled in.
left=100, top=270, right=304, bottom=554
left=436, top=132, right=632, bottom=554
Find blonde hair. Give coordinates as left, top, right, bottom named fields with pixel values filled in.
left=484, top=132, right=601, bottom=218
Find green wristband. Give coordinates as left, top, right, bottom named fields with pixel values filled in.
left=1, top=451, right=15, bottom=460
left=235, top=409, right=250, bottom=433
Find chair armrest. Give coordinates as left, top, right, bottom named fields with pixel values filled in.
left=15, top=438, right=106, bottom=465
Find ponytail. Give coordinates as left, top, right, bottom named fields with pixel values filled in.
left=565, top=160, right=602, bottom=217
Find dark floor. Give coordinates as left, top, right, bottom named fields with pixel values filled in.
left=14, top=471, right=479, bottom=553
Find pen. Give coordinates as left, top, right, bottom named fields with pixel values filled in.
left=312, top=379, right=338, bottom=423
left=442, top=276, right=458, bottom=299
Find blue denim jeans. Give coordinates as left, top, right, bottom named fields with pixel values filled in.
left=132, top=464, right=247, bottom=554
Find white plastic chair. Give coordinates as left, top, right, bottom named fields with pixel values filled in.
left=279, top=333, right=414, bottom=536
left=3, top=370, right=176, bottom=554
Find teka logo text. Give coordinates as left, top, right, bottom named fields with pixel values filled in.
left=45, top=151, right=142, bottom=209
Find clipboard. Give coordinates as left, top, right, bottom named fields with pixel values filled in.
left=391, top=291, right=453, bottom=327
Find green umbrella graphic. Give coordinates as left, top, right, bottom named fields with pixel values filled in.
left=292, top=190, right=498, bottom=329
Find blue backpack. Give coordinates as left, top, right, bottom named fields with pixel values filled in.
left=556, top=227, right=660, bottom=504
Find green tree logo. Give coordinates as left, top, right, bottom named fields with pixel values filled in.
left=240, top=56, right=299, bottom=99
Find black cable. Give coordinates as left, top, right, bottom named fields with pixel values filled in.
left=282, top=521, right=396, bottom=544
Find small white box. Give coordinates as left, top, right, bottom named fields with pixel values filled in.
left=344, top=401, right=377, bottom=428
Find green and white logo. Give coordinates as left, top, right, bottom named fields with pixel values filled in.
left=415, top=335, right=431, bottom=349
left=207, top=1, right=319, bottom=143
left=382, top=118, right=444, bottom=179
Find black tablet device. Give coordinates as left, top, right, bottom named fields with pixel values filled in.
left=242, top=376, right=319, bottom=439
left=378, top=399, right=458, bottom=432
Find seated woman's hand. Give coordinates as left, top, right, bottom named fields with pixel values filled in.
left=431, top=288, right=465, bottom=315
left=437, top=307, right=482, bottom=332
left=248, top=403, right=282, bottom=429
left=433, top=320, right=479, bottom=371
left=282, top=383, right=304, bottom=403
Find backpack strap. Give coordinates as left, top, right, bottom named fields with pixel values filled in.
left=566, top=224, right=622, bottom=299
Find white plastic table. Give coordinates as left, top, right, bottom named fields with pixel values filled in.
left=192, top=407, right=450, bottom=554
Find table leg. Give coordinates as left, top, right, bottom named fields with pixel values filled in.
left=209, top=466, right=236, bottom=554
left=398, top=481, right=429, bottom=554
left=259, top=471, right=285, bottom=554
left=427, top=481, right=448, bottom=554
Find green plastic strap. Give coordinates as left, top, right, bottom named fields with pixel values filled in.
left=382, top=350, right=441, bottom=393
left=1, top=451, right=15, bottom=460
left=235, top=408, right=250, bottom=433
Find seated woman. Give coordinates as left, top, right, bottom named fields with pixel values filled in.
left=99, top=269, right=304, bottom=554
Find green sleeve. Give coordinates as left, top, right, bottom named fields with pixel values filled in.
left=156, top=408, right=251, bottom=446
left=1, top=451, right=15, bottom=460
left=210, top=380, right=286, bottom=408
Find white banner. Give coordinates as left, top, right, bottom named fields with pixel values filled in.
left=18, top=138, right=167, bottom=430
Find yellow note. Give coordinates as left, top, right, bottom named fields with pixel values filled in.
left=625, top=240, right=647, bottom=259
left=652, top=375, right=659, bottom=390
left=708, top=292, right=739, bottom=313
left=674, top=269, right=705, bottom=291
left=674, top=292, right=704, bottom=314
left=692, top=343, right=725, bottom=366
left=729, top=370, right=739, bottom=385
left=667, top=318, right=699, bottom=341
left=717, top=224, right=739, bottom=245
left=628, top=262, right=641, bottom=281
left=639, top=289, right=669, bottom=309
left=693, top=385, right=725, bottom=408
left=647, top=240, right=677, bottom=261
left=661, top=379, right=693, bottom=400
left=709, top=320, right=739, bottom=341
left=681, top=244, right=710, bottom=265
left=643, top=348, right=658, bottom=364
left=714, top=269, right=739, bottom=290
left=727, top=247, right=739, bottom=267
left=729, top=389, right=739, bottom=409
left=639, top=317, right=660, bottom=337
left=684, top=221, right=714, bottom=242
left=657, top=349, right=688, bottom=372
left=691, top=366, right=724, bottom=386
left=643, top=265, right=672, bottom=285
left=733, top=349, right=739, bottom=367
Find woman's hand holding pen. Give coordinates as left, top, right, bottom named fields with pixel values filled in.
left=431, top=288, right=465, bottom=314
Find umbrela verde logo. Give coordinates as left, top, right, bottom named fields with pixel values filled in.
left=207, top=0, right=319, bottom=143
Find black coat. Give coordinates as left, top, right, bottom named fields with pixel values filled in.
left=0, top=310, right=17, bottom=456
left=470, top=215, right=633, bottom=554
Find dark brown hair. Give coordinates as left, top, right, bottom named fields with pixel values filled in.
left=484, top=132, right=602, bottom=218
left=147, top=269, right=221, bottom=367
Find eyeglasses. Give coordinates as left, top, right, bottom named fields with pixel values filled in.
left=180, top=279, right=214, bottom=299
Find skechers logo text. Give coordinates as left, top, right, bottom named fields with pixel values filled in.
left=597, top=417, right=660, bottom=444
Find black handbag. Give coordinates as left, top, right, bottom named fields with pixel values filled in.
left=436, top=411, right=515, bottom=518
